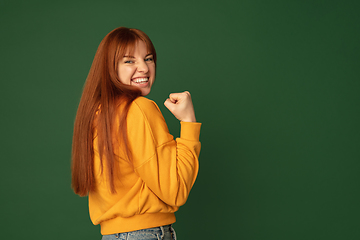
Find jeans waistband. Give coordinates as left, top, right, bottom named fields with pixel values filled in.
left=102, top=224, right=176, bottom=240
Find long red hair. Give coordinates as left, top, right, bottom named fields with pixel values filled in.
left=71, top=27, right=157, bottom=196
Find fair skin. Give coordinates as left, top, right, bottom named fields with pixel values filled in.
left=118, top=40, right=196, bottom=123
left=164, top=91, right=197, bottom=123
left=118, top=40, right=155, bottom=96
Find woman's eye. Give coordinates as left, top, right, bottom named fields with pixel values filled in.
left=145, top=58, right=153, bottom=62
left=125, top=60, right=133, bottom=64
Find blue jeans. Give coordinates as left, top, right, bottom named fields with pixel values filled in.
left=101, top=225, right=176, bottom=240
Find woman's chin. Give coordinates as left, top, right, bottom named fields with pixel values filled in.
left=130, top=82, right=152, bottom=96
left=140, top=88, right=151, bottom=96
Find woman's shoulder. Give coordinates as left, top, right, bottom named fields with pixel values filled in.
left=127, top=97, right=170, bottom=141
left=131, top=97, right=161, bottom=115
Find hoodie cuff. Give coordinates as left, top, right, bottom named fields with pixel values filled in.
left=180, top=122, right=202, bottom=141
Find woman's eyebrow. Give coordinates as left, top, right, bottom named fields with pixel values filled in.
left=123, top=54, right=152, bottom=58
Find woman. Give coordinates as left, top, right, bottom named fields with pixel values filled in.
left=71, top=27, right=201, bottom=240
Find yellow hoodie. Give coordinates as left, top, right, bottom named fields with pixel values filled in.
left=89, top=97, right=201, bottom=235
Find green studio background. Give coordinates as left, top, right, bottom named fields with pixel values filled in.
left=1, top=0, right=359, bottom=239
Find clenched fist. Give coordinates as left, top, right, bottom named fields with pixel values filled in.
left=164, top=91, right=197, bottom=122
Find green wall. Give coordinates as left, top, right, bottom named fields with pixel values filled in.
left=1, top=0, right=359, bottom=239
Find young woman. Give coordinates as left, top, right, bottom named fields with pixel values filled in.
left=71, top=27, right=201, bottom=240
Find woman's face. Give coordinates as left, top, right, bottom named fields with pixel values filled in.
left=117, top=40, right=155, bottom=96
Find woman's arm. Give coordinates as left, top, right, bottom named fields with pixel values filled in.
left=125, top=95, right=201, bottom=207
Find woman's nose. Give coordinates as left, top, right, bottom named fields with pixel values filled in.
left=137, top=60, right=149, bottom=73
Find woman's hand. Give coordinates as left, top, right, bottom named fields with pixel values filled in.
left=164, top=91, right=197, bottom=122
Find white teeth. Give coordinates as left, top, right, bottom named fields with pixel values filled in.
left=133, top=78, right=148, bottom=83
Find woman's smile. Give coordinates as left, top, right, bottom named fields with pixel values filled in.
left=131, top=77, right=149, bottom=86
